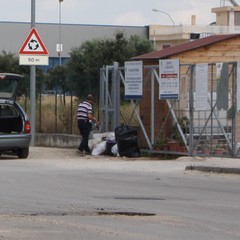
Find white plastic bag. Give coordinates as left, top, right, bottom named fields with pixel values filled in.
left=88, top=137, right=102, bottom=151
left=91, top=141, right=106, bottom=156
left=111, top=144, right=118, bottom=156
left=106, top=132, right=115, bottom=141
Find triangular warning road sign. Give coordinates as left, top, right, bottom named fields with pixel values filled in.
left=19, top=28, right=49, bottom=55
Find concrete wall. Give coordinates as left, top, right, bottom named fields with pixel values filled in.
left=36, top=133, right=80, bottom=148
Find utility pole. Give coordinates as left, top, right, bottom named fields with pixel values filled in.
left=58, top=0, right=64, bottom=66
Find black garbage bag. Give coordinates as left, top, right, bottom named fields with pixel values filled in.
left=104, top=139, right=116, bottom=156
left=115, top=125, right=140, bottom=157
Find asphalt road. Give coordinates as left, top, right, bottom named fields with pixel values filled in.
left=0, top=147, right=240, bottom=240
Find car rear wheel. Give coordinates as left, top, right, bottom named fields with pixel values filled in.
left=17, top=147, right=29, bottom=159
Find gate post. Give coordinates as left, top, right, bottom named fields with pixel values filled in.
left=234, top=62, right=238, bottom=157
left=112, top=62, right=120, bottom=129
left=189, top=64, right=195, bottom=156
left=151, top=68, right=155, bottom=145
left=99, top=67, right=105, bottom=131
left=99, top=63, right=120, bottom=132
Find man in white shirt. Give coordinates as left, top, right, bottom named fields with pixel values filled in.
left=76, top=94, right=98, bottom=156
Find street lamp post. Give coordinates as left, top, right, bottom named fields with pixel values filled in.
left=58, top=0, right=63, bottom=66
left=152, top=8, right=175, bottom=26
left=55, top=0, right=64, bottom=133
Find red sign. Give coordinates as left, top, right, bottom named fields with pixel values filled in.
left=19, top=28, right=48, bottom=55
left=160, top=74, right=178, bottom=78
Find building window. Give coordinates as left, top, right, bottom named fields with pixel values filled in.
left=162, top=44, right=171, bottom=49
left=235, top=12, right=240, bottom=26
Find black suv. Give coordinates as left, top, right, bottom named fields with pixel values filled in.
left=0, top=73, right=31, bottom=158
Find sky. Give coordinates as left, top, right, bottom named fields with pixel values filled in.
left=0, top=0, right=236, bottom=26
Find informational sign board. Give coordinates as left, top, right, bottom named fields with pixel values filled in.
left=125, top=61, right=143, bottom=100
left=195, top=63, right=209, bottom=110
left=19, top=28, right=49, bottom=66
left=159, top=59, right=180, bottom=100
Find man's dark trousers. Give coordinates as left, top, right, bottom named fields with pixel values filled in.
left=78, top=119, right=92, bottom=153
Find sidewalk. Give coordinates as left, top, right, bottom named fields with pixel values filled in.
left=28, top=147, right=240, bottom=175
left=179, top=156, right=240, bottom=174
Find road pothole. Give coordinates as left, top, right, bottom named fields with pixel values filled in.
left=19, top=209, right=156, bottom=217
left=115, top=197, right=166, bottom=201
left=97, top=211, right=155, bottom=216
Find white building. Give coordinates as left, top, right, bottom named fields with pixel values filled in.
left=150, top=0, right=240, bottom=50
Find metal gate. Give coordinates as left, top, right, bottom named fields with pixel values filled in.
left=99, top=62, right=151, bottom=149
left=99, top=62, right=239, bottom=157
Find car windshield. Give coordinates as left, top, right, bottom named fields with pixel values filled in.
left=0, top=74, right=22, bottom=99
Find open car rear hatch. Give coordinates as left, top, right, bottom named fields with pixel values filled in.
left=0, top=73, right=24, bottom=99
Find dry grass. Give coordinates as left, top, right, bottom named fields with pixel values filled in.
left=19, top=96, right=80, bottom=135
left=18, top=96, right=139, bottom=135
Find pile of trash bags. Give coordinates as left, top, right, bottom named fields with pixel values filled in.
left=89, top=125, right=140, bottom=157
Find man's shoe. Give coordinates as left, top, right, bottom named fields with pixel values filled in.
left=75, top=150, right=85, bottom=156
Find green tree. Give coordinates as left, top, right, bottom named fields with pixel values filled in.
left=47, top=65, right=69, bottom=104
left=0, top=51, right=19, bottom=72
left=66, top=32, right=153, bottom=98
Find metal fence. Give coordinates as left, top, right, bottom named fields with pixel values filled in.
left=19, top=93, right=80, bottom=135
left=18, top=61, right=240, bottom=157
left=99, top=62, right=240, bottom=157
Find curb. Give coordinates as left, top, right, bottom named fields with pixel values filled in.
left=185, top=165, right=240, bottom=175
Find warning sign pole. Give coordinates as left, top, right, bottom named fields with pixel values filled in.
left=20, top=2, right=48, bottom=146
left=30, top=0, right=36, bottom=146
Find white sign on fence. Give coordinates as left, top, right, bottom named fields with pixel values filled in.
left=124, top=61, right=143, bottom=100
left=195, top=63, right=209, bottom=110
left=159, top=59, right=180, bottom=100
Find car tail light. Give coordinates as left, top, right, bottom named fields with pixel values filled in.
left=24, top=120, right=31, bottom=134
